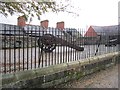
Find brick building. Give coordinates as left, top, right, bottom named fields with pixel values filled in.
left=84, top=25, right=118, bottom=44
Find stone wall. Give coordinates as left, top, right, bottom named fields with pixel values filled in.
left=1, top=52, right=120, bottom=88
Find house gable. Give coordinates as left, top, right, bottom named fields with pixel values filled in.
left=84, top=26, right=97, bottom=37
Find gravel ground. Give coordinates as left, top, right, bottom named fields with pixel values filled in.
left=55, top=64, right=119, bottom=88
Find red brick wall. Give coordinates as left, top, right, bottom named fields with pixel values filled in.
left=84, top=26, right=97, bottom=37
left=40, top=20, right=49, bottom=28
left=56, top=21, right=64, bottom=30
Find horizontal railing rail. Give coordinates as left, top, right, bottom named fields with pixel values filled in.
left=1, top=24, right=119, bottom=74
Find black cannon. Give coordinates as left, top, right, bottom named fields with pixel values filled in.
left=23, top=25, right=84, bottom=52
left=37, top=34, right=84, bottom=52
left=37, top=28, right=84, bottom=52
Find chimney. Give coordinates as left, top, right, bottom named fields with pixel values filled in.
left=56, top=21, right=64, bottom=30
left=17, top=16, right=26, bottom=27
left=40, top=20, right=49, bottom=28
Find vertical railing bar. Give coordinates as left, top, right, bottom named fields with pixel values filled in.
left=107, top=35, right=108, bottom=53
left=38, top=26, right=41, bottom=68
left=79, top=29, right=82, bottom=60
left=22, top=26, right=25, bottom=71
left=77, top=28, right=79, bottom=60
left=57, top=30, right=60, bottom=64
left=87, top=33, right=89, bottom=58
left=65, top=34, right=67, bottom=63
left=14, top=25, right=16, bottom=72
left=6, top=29, right=8, bottom=73
left=26, top=27, right=29, bottom=70
left=111, top=35, right=113, bottom=53
left=71, top=29, right=73, bottom=61
left=74, top=31, right=78, bottom=61
left=62, top=43, right=65, bottom=63
left=108, top=35, right=110, bottom=53
left=9, top=26, right=11, bottom=73
left=48, top=48, right=50, bottom=66
left=4, top=25, right=6, bottom=73
left=79, top=28, right=81, bottom=60
left=1, top=28, right=3, bottom=73
left=45, top=28, right=49, bottom=67
left=45, top=30, right=47, bottom=67
left=34, top=26, right=37, bottom=68
left=70, top=29, right=72, bottom=61
left=81, top=28, right=84, bottom=59
left=74, top=30, right=76, bottom=61
left=67, top=29, right=70, bottom=63
left=37, top=27, right=39, bottom=68
left=104, top=32, right=106, bottom=54
left=79, top=29, right=81, bottom=60
left=41, top=48, right=44, bottom=68
left=54, top=28, right=57, bottom=65
left=88, top=32, right=90, bottom=58
left=98, top=32, right=100, bottom=55
left=82, top=29, right=84, bottom=59
left=100, top=32, right=102, bottom=55
left=62, top=30, right=65, bottom=63
left=107, top=36, right=109, bottom=53
left=73, top=29, right=75, bottom=61
left=60, top=29, right=62, bottom=64
left=85, top=29, right=86, bottom=59
left=76, top=28, right=81, bottom=60
left=41, top=28, right=44, bottom=67
left=49, top=28, right=51, bottom=66
left=81, top=28, right=83, bottom=59
left=51, top=27, right=54, bottom=65
left=31, top=30, right=32, bottom=69
left=18, top=26, right=21, bottom=71
left=48, top=27, right=50, bottom=66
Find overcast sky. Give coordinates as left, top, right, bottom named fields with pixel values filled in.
left=0, top=0, right=119, bottom=29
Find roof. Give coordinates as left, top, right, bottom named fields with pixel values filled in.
left=91, top=25, right=118, bottom=36
left=64, top=28, right=82, bottom=37
left=0, top=23, right=24, bottom=35
left=24, top=25, right=45, bottom=31
left=102, top=25, right=118, bottom=35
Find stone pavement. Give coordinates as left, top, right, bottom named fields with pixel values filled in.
left=55, top=64, right=119, bottom=88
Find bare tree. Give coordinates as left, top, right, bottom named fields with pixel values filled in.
left=0, top=0, right=71, bottom=21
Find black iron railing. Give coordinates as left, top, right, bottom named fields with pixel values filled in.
left=0, top=24, right=119, bottom=73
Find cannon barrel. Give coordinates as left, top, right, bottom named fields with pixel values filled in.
left=54, top=37, right=84, bottom=51
left=38, top=34, right=84, bottom=52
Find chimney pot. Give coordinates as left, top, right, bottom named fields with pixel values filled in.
left=17, top=16, right=26, bottom=27
left=40, top=20, right=49, bottom=28
left=56, top=21, right=64, bottom=30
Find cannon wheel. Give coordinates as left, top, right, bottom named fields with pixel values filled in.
left=38, top=34, right=56, bottom=52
